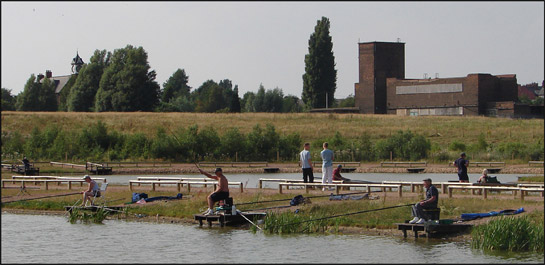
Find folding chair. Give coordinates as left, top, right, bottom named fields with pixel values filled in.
left=86, top=182, right=109, bottom=206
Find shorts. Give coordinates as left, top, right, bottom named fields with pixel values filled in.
left=210, top=191, right=229, bottom=202
left=458, top=173, right=469, bottom=181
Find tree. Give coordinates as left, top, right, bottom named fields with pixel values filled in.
left=16, top=74, right=57, bottom=111
left=231, top=85, right=241, bottom=112
left=57, top=75, right=77, bottom=111
left=95, top=45, right=160, bottom=112
left=302, top=16, right=337, bottom=109
left=1, top=88, right=16, bottom=111
left=68, top=49, right=111, bottom=112
left=241, top=91, right=256, bottom=112
left=161, top=68, right=190, bottom=103
left=338, top=94, right=355, bottom=107
left=282, top=95, right=302, bottom=113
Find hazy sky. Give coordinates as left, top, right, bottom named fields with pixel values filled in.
left=2, top=1, right=544, bottom=98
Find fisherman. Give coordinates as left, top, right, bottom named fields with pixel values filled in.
left=332, top=164, right=350, bottom=181
left=478, top=169, right=489, bottom=183
left=320, top=142, right=334, bottom=191
left=453, top=152, right=470, bottom=183
left=300, top=142, right=314, bottom=184
left=81, top=175, right=100, bottom=206
left=21, top=156, right=30, bottom=170
left=198, top=167, right=230, bottom=215
left=409, top=178, right=439, bottom=224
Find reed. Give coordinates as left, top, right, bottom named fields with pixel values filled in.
left=471, top=213, right=544, bottom=252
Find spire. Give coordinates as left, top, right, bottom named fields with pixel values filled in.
left=71, top=50, right=84, bottom=74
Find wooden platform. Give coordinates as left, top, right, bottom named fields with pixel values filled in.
left=486, top=168, right=502, bottom=174
left=396, top=222, right=473, bottom=238
left=341, top=168, right=356, bottom=173
left=64, top=205, right=125, bottom=213
left=194, top=212, right=266, bottom=227
left=263, top=168, right=280, bottom=173
left=406, top=168, right=425, bottom=173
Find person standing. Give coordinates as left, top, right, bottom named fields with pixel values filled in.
left=300, top=143, right=314, bottom=184
left=320, top=142, right=334, bottom=191
left=453, top=152, right=469, bottom=183
left=409, top=178, right=439, bottom=224
left=21, top=156, right=30, bottom=170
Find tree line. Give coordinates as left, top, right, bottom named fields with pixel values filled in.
left=1, top=17, right=353, bottom=113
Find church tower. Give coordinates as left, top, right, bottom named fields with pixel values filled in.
left=71, top=51, right=84, bottom=74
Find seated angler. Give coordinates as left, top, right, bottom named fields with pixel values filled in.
left=409, top=178, right=439, bottom=224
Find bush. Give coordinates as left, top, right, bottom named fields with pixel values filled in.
left=449, top=141, right=466, bottom=152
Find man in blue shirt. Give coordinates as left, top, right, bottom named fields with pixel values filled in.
left=320, top=142, right=334, bottom=191
left=453, top=152, right=469, bottom=183
left=409, top=178, right=439, bottom=224
left=300, top=143, right=314, bottom=183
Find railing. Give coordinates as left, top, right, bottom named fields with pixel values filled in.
left=277, top=182, right=403, bottom=197
left=128, top=180, right=244, bottom=193
left=528, top=161, right=544, bottom=167
left=198, top=162, right=268, bottom=168
left=471, top=161, right=506, bottom=167
left=258, top=178, right=344, bottom=189
left=102, top=161, right=172, bottom=168
left=298, top=161, right=361, bottom=167
left=49, top=162, right=87, bottom=169
left=380, top=161, right=427, bottom=168
left=448, top=185, right=544, bottom=200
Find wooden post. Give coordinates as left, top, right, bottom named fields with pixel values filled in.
left=45, top=181, right=49, bottom=190
left=68, top=181, right=72, bottom=190
left=259, top=179, right=262, bottom=189
left=483, top=188, right=487, bottom=199
left=520, top=189, right=525, bottom=201
left=367, top=186, right=371, bottom=193
left=390, top=151, right=393, bottom=161
left=448, top=187, right=453, bottom=198
left=177, top=183, right=181, bottom=192
left=279, top=184, right=283, bottom=194
left=335, top=185, right=340, bottom=195
left=152, top=183, right=155, bottom=191
left=129, top=182, right=133, bottom=191
left=240, top=183, right=243, bottom=193
left=187, top=183, right=191, bottom=193
left=398, top=185, right=402, bottom=197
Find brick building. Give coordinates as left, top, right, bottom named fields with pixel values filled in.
left=354, top=41, right=522, bottom=117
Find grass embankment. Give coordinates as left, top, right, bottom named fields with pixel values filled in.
left=471, top=211, right=544, bottom=251
left=2, top=111, right=543, bottom=150
left=518, top=175, right=545, bottom=182
left=2, top=186, right=543, bottom=232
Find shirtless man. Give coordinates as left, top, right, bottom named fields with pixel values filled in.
left=198, top=167, right=230, bottom=215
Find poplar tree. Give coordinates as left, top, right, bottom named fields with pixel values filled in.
left=302, top=16, right=337, bottom=109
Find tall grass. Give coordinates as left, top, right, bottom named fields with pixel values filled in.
left=471, top=213, right=544, bottom=252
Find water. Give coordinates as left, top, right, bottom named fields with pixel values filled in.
left=1, top=213, right=542, bottom=263
left=100, top=173, right=531, bottom=189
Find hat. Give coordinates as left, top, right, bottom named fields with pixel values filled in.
left=214, top=168, right=222, bottom=173
left=422, top=178, right=432, bottom=182
left=83, top=175, right=90, bottom=179
left=337, top=164, right=342, bottom=168
left=460, top=152, right=466, bottom=157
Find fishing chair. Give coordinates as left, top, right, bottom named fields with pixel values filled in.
left=85, top=182, right=109, bottom=206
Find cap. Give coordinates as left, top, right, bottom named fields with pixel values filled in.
left=83, top=175, right=90, bottom=179
left=337, top=164, right=342, bottom=168
left=460, top=152, right=466, bottom=157
left=422, top=178, right=432, bottom=182
left=214, top=168, right=222, bottom=173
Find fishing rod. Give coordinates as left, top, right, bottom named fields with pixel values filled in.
left=236, top=209, right=262, bottom=231
left=2, top=192, right=81, bottom=204
left=236, top=190, right=379, bottom=206
left=268, top=203, right=414, bottom=228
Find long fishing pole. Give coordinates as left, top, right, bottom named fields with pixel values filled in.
left=268, top=203, right=414, bottom=228
left=2, top=192, right=81, bottom=204
left=236, top=209, right=262, bottom=231
left=237, top=190, right=378, bottom=206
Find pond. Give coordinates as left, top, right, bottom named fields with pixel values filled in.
left=1, top=213, right=543, bottom=263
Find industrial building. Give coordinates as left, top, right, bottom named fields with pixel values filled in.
left=354, top=41, right=540, bottom=118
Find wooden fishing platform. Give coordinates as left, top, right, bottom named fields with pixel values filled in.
left=341, top=168, right=356, bottom=173
left=194, top=212, right=266, bottom=227
left=263, top=168, right=280, bottom=173
left=64, top=205, right=125, bottom=213
left=485, top=168, right=502, bottom=174
left=396, top=222, right=473, bottom=238
left=406, top=168, right=425, bottom=173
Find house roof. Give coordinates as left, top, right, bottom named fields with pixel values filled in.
left=40, top=75, right=72, bottom=94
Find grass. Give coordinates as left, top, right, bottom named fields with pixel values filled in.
left=471, top=212, right=544, bottom=252
left=2, top=111, right=543, bottom=149
left=518, top=175, right=545, bottom=183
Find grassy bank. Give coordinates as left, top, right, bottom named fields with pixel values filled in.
left=2, top=111, right=543, bottom=163
left=2, top=186, right=543, bottom=231
left=2, top=112, right=543, bottom=147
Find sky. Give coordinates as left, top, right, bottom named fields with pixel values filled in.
left=2, top=1, right=544, bottom=98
